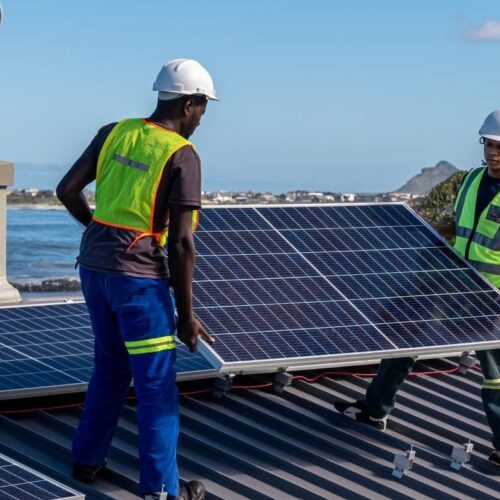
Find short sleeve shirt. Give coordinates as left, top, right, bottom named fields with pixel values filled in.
left=76, top=122, right=202, bottom=278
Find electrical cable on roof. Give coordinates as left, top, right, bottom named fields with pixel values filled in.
left=0, top=365, right=461, bottom=415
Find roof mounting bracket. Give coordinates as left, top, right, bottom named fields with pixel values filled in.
left=458, top=352, right=476, bottom=374
left=212, top=373, right=235, bottom=399
left=392, top=444, right=416, bottom=478
left=273, top=369, right=293, bottom=394
left=450, top=438, right=473, bottom=470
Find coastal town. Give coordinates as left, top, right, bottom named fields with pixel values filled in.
left=7, top=187, right=423, bottom=206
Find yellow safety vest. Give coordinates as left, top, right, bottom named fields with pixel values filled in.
left=93, top=118, right=199, bottom=247
left=454, top=167, right=500, bottom=287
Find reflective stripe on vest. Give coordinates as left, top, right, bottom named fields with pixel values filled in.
left=124, top=334, right=176, bottom=355
left=483, top=378, right=500, bottom=390
left=453, top=167, right=500, bottom=287
left=93, top=118, right=198, bottom=245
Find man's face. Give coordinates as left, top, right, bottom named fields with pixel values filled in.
left=484, top=138, right=500, bottom=175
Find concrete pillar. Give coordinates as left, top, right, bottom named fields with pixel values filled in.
left=0, top=161, right=21, bottom=303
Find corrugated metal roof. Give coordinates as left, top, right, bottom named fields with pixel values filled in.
left=0, top=357, right=499, bottom=499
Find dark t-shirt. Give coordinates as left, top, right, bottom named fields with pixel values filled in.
left=77, top=122, right=202, bottom=278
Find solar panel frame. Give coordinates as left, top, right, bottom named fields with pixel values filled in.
left=195, top=202, right=500, bottom=374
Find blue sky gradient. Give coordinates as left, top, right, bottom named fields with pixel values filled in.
left=1, top=0, right=500, bottom=192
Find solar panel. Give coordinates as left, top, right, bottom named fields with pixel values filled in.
left=0, top=301, right=216, bottom=400
left=1, top=203, right=499, bottom=397
left=194, top=204, right=500, bottom=373
left=0, top=451, right=83, bottom=499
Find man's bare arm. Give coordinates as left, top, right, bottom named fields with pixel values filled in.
left=56, top=155, right=96, bottom=227
left=168, top=204, right=214, bottom=352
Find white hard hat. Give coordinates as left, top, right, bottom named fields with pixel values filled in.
left=479, top=110, right=500, bottom=142
left=153, top=58, right=218, bottom=101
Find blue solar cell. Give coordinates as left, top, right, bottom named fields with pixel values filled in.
left=378, top=316, right=500, bottom=349
left=209, top=325, right=394, bottom=363
left=258, top=204, right=422, bottom=230
left=193, top=277, right=343, bottom=309
left=327, top=269, right=487, bottom=300
left=195, top=253, right=319, bottom=281
left=305, top=247, right=469, bottom=277
left=197, top=207, right=270, bottom=232
left=195, top=229, right=294, bottom=257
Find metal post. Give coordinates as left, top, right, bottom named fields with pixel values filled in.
left=0, top=161, right=21, bottom=303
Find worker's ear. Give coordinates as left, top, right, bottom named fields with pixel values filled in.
left=183, top=97, right=195, bottom=117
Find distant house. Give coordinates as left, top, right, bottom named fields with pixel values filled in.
left=257, top=193, right=278, bottom=203
left=233, top=195, right=248, bottom=203
left=38, top=189, right=56, bottom=198
left=340, top=193, right=357, bottom=202
left=21, top=188, right=39, bottom=197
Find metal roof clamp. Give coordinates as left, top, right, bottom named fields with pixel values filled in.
left=458, top=352, right=476, bottom=374
left=392, top=445, right=416, bottom=478
left=212, top=373, right=235, bottom=399
left=273, top=369, right=293, bottom=394
left=450, top=438, right=474, bottom=470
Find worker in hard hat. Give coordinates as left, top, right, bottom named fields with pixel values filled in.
left=334, top=110, right=500, bottom=467
left=57, top=58, right=217, bottom=500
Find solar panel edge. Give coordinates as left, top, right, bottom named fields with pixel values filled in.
left=211, top=339, right=500, bottom=375
left=0, top=368, right=221, bottom=401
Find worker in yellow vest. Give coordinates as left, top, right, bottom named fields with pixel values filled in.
left=57, top=59, right=216, bottom=500
left=334, top=110, right=500, bottom=467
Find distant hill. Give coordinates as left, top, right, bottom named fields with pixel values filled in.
left=396, top=161, right=460, bottom=194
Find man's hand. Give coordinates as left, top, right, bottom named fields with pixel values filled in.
left=177, top=316, right=215, bottom=353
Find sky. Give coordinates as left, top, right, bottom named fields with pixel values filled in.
left=1, top=0, right=500, bottom=193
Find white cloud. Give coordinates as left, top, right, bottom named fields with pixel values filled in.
left=466, top=20, right=500, bottom=41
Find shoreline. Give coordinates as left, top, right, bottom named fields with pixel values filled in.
left=11, top=278, right=81, bottom=292
left=7, top=204, right=66, bottom=210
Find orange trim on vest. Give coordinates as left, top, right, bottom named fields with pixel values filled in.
left=126, top=231, right=163, bottom=251
left=192, top=210, right=200, bottom=231
left=92, top=217, right=164, bottom=250
left=142, top=119, right=178, bottom=134
left=149, top=176, right=161, bottom=233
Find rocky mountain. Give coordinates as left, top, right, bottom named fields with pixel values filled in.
left=396, top=161, right=460, bottom=194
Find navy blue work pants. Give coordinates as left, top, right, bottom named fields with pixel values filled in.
left=73, top=268, right=180, bottom=496
left=364, top=350, right=500, bottom=449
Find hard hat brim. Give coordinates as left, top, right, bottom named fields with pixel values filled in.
left=480, top=134, right=500, bottom=142
left=155, top=89, right=219, bottom=101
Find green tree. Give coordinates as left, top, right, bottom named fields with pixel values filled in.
left=410, top=171, right=466, bottom=225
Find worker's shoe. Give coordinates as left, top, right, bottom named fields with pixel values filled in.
left=72, top=463, right=106, bottom=484
left=144, top=480, right=206, bottom=500
left=488, top=450, right=500, bottom=466
left=333, top=400, right=388, bottom=431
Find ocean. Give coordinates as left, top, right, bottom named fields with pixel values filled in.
left=7, top=208, right=82, bottom=284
